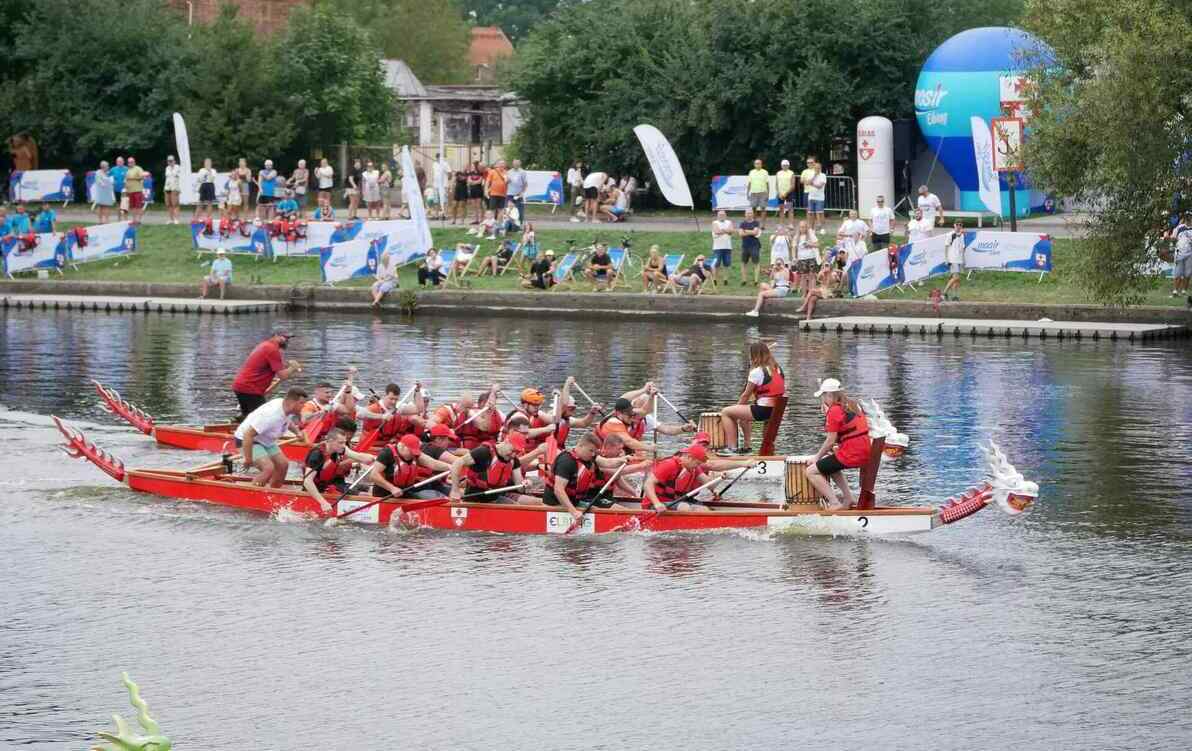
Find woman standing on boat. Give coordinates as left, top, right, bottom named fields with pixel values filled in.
left=717, top=342, right=785, bottom=455
left=805, top=378, right=871, bottom=510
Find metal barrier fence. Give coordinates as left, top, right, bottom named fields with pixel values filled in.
left=792, top=175, right=856, bottom=214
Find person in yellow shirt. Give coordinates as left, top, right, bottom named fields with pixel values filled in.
left=775, top=159, right=796, bottom=225
left=800, top=156, right=818, bottom=222
left=746, top=159, right=770, bottom=229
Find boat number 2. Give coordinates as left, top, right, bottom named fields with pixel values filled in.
left=857, top=516, right=869, bottom=528
left=755, top=461, right=766, bottom=475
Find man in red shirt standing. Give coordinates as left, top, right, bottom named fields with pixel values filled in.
left=231, top=329, right=303, bottom=418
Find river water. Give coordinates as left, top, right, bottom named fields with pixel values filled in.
left=1, top=310, right=1189, bottom=750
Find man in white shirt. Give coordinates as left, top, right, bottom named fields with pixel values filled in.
left=807, top=162, right=828, bottom=234
left=943, top=221, right=966, bottom=301
left=234, top=387, right=308, bottom=487
left=839, top=209, right=868, bottom=243
left=1170, top=213, right=1192, bottom=300
left=906, top=208, right=933, bottom=243
left=869, top=195, right=896, bottom=248
left=711, top=209, right=735, bottom=287
left=566, top=161, right=583, bottom=208
left=581, top=170, right=607, bottom=223
left=917, top=185, right=943, bottom=228
left=433, top=154, right=452, bottom=216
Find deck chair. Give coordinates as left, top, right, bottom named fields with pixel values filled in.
left=605, top=247, right=630, bottom=289
left=497, top=241, right=525, bottom=275
left=445, top=247, right=477, bottom=286
left=661, top=254, right=686, bottom=294
left=551, top=252, right=579, bottom=288
left=434, top=248, right=457, bottom=286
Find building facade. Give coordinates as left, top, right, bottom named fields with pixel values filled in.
left=168, top=0, right=305, bottom=34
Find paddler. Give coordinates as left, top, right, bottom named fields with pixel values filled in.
left=504, top=387, right=555, bottom=450
left=593, top=395, right=694, bottom=455
left=422, top=423, right=465, bottom=461
left=541, top=433, right=602, bottom=520
left=643, top=443, right=713, bottom=512
left=717, top=341, right=786, bottom=455
left=593, top=433, right=651, bottom=504
left=456, top=384, right=504, bottom=449
left=231, top=328, right=303, bottom=418
left=805, top=378, right=872, bottom=510
left=302, top=427, right=374, bottom=512
left=233, top=387, right=308, bottom=487
left=447, top=431, right=537, bottom=504
left=368, top=434, right=455, bottom=499
left=360, top=382, right=426, bottom=442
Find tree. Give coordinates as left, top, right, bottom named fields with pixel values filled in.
left=278, top=4, right=397, bottom=147
left=460, top=0, right=569, bottom=43
left=0, top=0, right=194, bottom=169
left=182, top=4, right=297, bottom=166
left=1022, top=0, right=1192, bottom=303
left=317, top=0, right=472, bottom=84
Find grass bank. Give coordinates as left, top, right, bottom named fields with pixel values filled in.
left=43, top=221, right=1187, bottom=307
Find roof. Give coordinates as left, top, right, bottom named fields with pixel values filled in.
left=382, top=59, right=427, bottom=98
left=469, top=26, right=514, bottom=67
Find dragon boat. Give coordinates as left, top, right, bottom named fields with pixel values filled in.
left=53, top=416, right=1037, bottom=537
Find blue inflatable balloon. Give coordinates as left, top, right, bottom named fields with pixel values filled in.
left=915, top=27, right=1050, bottom=217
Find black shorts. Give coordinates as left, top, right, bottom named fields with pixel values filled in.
left=198, top=182, right=216, bottom=203
left=583, top=186, right=598, bottom=199
left=258, top=194, right=275, bottom=205
left=235, top=391, right=266, bottom=418
left=468, top=184, right=483, bottom=199
left=454, top=183, right=468, bottom=201
left=816, top=454, right=848, bottom=475
left=872, top=233, right=891, bottom=247
left=488, top=196, right=507, bottom=210
left=742, top=245, right=761, bottom=263
left=750, top=404, right=773, bottom=421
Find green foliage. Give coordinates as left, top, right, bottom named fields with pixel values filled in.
left=1022, top=0, right=1192, bottom=304
left=317, top=0, right=472, bottom=84
left=509, top=0, right=1024, bottom=202
left=460, top=0, right=569, bottom=43
left=279, top=4, right=397, bottom=146
left=398, top=288, right=419, bottom=314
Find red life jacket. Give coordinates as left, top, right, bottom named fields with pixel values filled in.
left=362, top=402, right=414, bottom=441
left=311, top=444, right=352, bottom=491
left=202, top=218, right=215, bottom=236
left=382, top=444, right=421, bottom=488
left=464, top=443, right=515, bottom=490
left=834, top=408, right=872, bottom=465
left=543, top=449, right=597, bottom=498
left=219, top=217, right=232, bottom=237
left=457, top=407, right=504, bottom=450
left=755, top=365, right=786, bottom=400
left=506, top=408, right=549, bottom=450
left=17, top=233, right=36, bottom=252
left=594, top=414, right=645, bottom=443
left=650, top=456, right=701, bottom=504
left=554, top=419, right=571, bottom=447
left=72, top=226, right=88, bottom=247
left=300, top=401, right=335, bottom=443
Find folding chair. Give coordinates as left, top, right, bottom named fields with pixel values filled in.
left=551, top=253, right=579, bottom=288
left=434, top=249, right=456, bottom=286
left=495, top=241, right=523, bottom=275
left=606, top=247, right=630, bottom=289
left=446, top=246, right=478, bottom=286
left=661, top=254, right=686, bottom=294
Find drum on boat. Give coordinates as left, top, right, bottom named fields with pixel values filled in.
left=698, top=412, right=726, bottom=449
left=784, top=457, right=822, bottom=503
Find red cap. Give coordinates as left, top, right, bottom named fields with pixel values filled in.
left=680, top=444, right=708, bottom=462
left=693, top=431, right=712, bottom=445
left=399, top=434, right=422, bottom=456
left=506, top=432, right=528, bottom=452
left=429, top=423, right=457, bottom=441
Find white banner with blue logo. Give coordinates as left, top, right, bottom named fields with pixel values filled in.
left=964, top=231, right=1052, bottom=272
left=898, top=233, right=952, bottom=287
left=320, top=237, right=380, bottom=284
left=8, top=170, right=74, bottom=203
left=190, top=221, right=272, bottom=258
left=523, top=171, right=564, bottom=206
left=86, top=172, right=156, bottom=204
left=68, top=221, right=137, bottom=264
left=848, top=247, right=903, bottom=297
left=710, top=175, right=779, bottom=211
left=0, top=234, right=63, bottom=277
left=634, top=124, right=694, bottom=207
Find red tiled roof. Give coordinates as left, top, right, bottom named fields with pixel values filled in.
left=469, top=26, right=514, bottom=67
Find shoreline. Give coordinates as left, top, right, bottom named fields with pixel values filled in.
left=2, top=279, right=1190, bottom=326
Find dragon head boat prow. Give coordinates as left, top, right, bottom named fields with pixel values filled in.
left=938, top=441, right=1038, bottom=525
left=858, top=398, right=910, bottom=460
left=53, top=416, right=127, bottom=483
left=93, top=380, right=155, bottom=435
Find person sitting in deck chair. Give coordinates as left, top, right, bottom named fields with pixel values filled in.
left=585, top=243, right=616, bottom=290
left=522, top=248, right=555, bottom=290
left=665, top=255, right=709, bottom=294
left=200, top=248, right=233, bottom=300
left=478, top=239, right=517, bottom=276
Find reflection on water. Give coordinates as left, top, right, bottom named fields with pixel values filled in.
left=1, top=309, right=1191, bottom=750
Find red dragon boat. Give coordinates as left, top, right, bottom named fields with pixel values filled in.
left=54, top=416, right=1037, bottom=537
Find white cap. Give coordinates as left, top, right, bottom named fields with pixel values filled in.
left=265, top=159, right=274, bottom=167
left=781, top=159, right=790, bottom=166
left=216, top=247, right=227, bottom=255
left=814, top=378, right=843, bottom=397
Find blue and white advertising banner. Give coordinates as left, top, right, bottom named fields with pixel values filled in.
left=86, top=172, right=155, bottom=204
left=8, top=170, right=74, bottom=203
left=710, top=175, right=779, bottom=211
left=633, top=124, right=694, bottom=207
left=523, top=170, right=564, bottom=206
left=271, top=219, right=424, bottom=259
left=190, top=221, right=272, bottom=258
left=964, top=230, right=1052, bottom=272
left=0, top=234, right=63, bottom=276
left=899, top=233, right=952, bottom=286
left=320, top=237, right=379, bottom=284
left=68, top=221, right=137, bottom=264
left=847, top=247, right=901, bottom=297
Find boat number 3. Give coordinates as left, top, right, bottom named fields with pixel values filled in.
left=755, top=461, right=766, bottom=475
left=857, top=516, right=869, bottom=528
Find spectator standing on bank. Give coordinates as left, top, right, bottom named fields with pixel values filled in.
left=800, top=157, right=817, bottom=223
left=34, top=201, right=56, bottom=233
left=123, top=157, right=147, bottom=224
left=451, top=167, right=468, bottom=224
left=711, top=209, right=734, bottom=287
left=92, top=161, right=116, bottom=224
left=747, top=159, right=770, bottom=229
left=163, top=155, right=181, bottom=224
left=466, top=160, right=485, bottom=224
left=807, top=160, right=827, bottom=234
left=770, top=224, right=792, bottom=267
left=581, top=169, right=607, bottom=223
left=776, top=159, right=796, bottom=226
left=346, top=158, right=363, bottom=219
left=942, top=221, right=966, bottom=301
left=484, top=159, right=509, bottom=226
left=433, top=153, right=452, bottom=217
left=793, top=220, right=820, bottom=298
left=315, top=158, right=334, bottom=215
left=235, top=158, right=253, bottom=210
left=567, top=161, right=584, bottom=209
left=907, top=207, right=933, bottom=243
left=289, top=159, right=309, bottom=217
left=870, top=195, right=896, bottom=248
left=256, top=160, right=279, bottom=221
left=200, top=248, right=233, bottom=299
left=362, top=160, right=382, bottom=220
left=1171, top=212, right=1192, bottom=302
left=917, top=185, right=943, bottom=228
left=506, top=159, right=527, bottom=228
left=739, top=208, right=763, bottom=285
left=225, top=162, right=244, bottom=221
left=378, top=162, right=394, bottom=220
left=195, top=157, right=216, bottom=222
left=111, top=156, right=128, bottom=219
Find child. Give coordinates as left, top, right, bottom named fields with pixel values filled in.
left=33, top=201, right=56, bottom=234
left=804, top=378, right=871, bottom=509
left=887, top=242, right=902, bottom=286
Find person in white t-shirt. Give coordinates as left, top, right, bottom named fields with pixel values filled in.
left=807, top=163, right=828, bottom=233
left=869, top=195, right=897, bottom=247
left=917, top=185, right=943, bottom=227
left=566, top=161, right=583, bottom=207
left=711, top=209, right=735, bottom=287
left=580, top=170, right=607, bottom=223
left=433, top=154, right=452, bottom=214
left=234, top=387, right=307, bottom=487
left=769, top=224, right=792, bottom=266
left=943, top=221, right=966, bottom=301
left=906, top=208, right=933, bottom=243
left=839, top=209, right=868, bottom=245
left=793, top=220, right=820, bottom=297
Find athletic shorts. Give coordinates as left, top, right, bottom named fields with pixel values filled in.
left=950, top=263, right=964, bottom=275
left=488, top=196, right=507, bottom=210
left=1174, top=255, right=1192, bottom=278
left=374, top=279, right=397, bottom=295
left=468, top=184, right=483, bottom=199
left=610, top=207, right=625, bottom=216
left=128, top=192, right=145, bottom=209
left=750, top=404, right=773, bottom=421
left=199, top=183, right=216, bottom=203
left=808, top=199, right=824, bottom=213
left=714, top=248, right=732, bottom=267
left=233, top=437, right=281, bottom=457
left=816, top=453, right=848, bottom=475
left=796, top=258, right=818, bottom=274
left=234, top=391, right=266, bottom=418
left=872, top=233, right=891, bottom=248
left=583, top=186, right=599, bottom=199
left=742, top=245, right=760, bottom=263
left=771, top=286, right=790, bottom=297
left=749, top=192, right=767, bottom=210
left=259, top=194, right=275, bottom=204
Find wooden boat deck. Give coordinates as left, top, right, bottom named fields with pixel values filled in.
left=798, top=315, right=1187, bottom=341
left=1, top=293, right=281, bottom=315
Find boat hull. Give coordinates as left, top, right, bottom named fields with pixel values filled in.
left=151, top=425, right=311, bottom=462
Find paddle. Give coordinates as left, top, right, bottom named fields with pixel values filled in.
left=570, top=382, right=604, bottom=414
left=655, top=390, right=693, bottom=425
left=328, top=468, right=450, bottom=523
left=302, top=381, right=349, bottom=443
left=354, top=383, right=417, bottom=453
left=631, top=464, right=755, bottom=530
left=564, top=461, right=628, bottom=534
